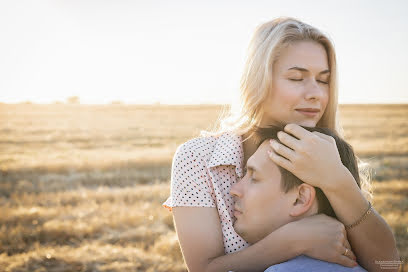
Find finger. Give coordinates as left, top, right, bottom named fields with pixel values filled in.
left=277, top=131, right=301, bottom=151
left=312, top=131, right=335, bottom=143
left=267, top=149, right=293, bottom=172
left=283, top=123, right=311, bottom=139
left=343, top=240, right=357, bottom=261
left=336, top=255, right=358, bottom=268
left=270, top=139, right=296, bottom=161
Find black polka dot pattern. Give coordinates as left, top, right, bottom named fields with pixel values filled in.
left=163, top=132, right=249, bottom=253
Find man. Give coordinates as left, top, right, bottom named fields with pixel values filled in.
left=230, top=126, right=367, bottom=271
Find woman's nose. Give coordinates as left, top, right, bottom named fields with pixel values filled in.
left=305, top=80, right=326, bottom=101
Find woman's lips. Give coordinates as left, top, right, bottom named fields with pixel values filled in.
left=295, top=108, right=320, bottom=117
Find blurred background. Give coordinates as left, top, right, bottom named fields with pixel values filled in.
left=1, top=0, right=407, bottom=271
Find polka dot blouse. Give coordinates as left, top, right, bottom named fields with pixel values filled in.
left=163, top=132, right=249, bottom=254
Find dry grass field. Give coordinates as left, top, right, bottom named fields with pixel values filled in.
left=0, top=103, right=407, bottom=271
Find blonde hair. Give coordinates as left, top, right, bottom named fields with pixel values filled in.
left=211, top=17, right=341, bottom=137
left=205, top=17, right=373, bottom=201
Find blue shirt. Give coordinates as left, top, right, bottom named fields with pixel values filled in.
left=264, top=255, right=367, bottom=272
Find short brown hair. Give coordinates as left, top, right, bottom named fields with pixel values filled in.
left=255, top=126, right=360, bottom=218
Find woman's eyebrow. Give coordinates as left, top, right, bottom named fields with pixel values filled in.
left=288, top=66, right=330, bottom=74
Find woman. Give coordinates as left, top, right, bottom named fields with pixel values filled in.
left=163, top=17, right=399, bottom=272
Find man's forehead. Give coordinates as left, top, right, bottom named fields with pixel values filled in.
left=259, top=140, right=272, bottom=152
left=248, top=140, right=276, bottom=170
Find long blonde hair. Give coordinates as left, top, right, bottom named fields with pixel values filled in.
left=212, top=17, right=341, bottom=137
left=206, top=17, right=373, bottom=201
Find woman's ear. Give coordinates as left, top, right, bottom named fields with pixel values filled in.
left=289, top=183, right=317, bottom=217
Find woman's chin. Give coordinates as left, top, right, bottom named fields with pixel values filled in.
left=261, top=116, right=319, bottom=128
left=297, top=120, right=318, bottom=127
left=286, top=118, right=318, bottom=128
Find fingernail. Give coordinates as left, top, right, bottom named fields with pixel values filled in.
left=270, top=140, right=278, bottom=149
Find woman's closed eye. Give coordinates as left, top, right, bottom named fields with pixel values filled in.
left=289, top=78, right=303, bottom=82
left=317, top=80, right=329, bottom=84
left=289, top=78, right=329, bottom=85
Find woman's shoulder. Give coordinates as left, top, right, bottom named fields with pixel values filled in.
left=174, top=131, right=240, bottom=162
left=174, top=134, right=219, bottom=160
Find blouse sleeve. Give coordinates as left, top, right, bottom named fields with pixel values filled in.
left=163, top=140, right=216, bottom=211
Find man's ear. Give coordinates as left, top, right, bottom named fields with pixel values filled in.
left=289, top=183, right=317, bottom=217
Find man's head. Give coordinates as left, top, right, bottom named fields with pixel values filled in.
left=230, top=126, right=360, bottom=244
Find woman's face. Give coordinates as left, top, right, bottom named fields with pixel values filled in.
left=262, top=41, right=330, bottom=127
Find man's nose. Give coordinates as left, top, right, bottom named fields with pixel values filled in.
left=230, top=180, right=243, bottom=198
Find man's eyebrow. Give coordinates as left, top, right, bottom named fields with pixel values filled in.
left=288, top=66, right=330, bottom=75
left=246, top=164, right=259, bottom=174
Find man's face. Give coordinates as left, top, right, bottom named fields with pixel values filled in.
left=230, top=140, right=296, bottom=244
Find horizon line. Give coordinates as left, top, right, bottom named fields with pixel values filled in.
left=1, top=101, right=408, bottom=106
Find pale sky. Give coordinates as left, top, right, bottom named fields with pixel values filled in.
left=1, top=0, right=407, bottom=104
